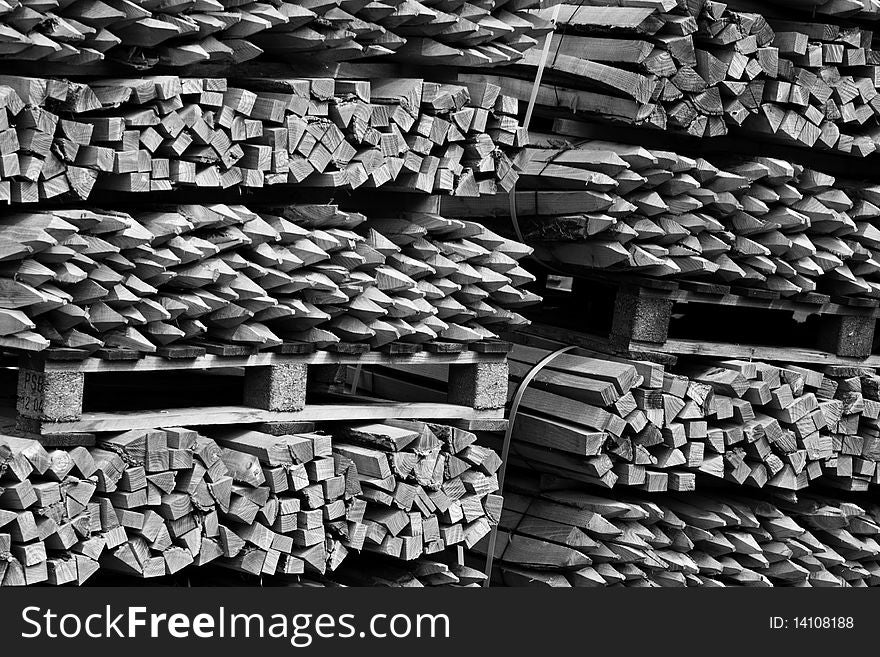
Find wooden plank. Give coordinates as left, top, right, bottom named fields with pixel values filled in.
left=39, top=351, right=506, bottom=373
left=634, top=338, right=880, bottom=367
left=33, top=404, right=506, bottom=434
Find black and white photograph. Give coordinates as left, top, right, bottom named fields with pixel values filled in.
left=0, top=0, right=877, bottom=651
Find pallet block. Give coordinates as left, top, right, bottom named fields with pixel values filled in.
left=243, top=363, right=308, bottom=412
left=610, top=289, right=674, bottom=346
left=17, top=370, right=85, bottom=422
left=448, top=362, right=509, bottom=410
left=818, top=315, right=876, bottom=359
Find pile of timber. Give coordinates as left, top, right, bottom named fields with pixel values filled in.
left=475, top=330, right=880, bottom=492
left=0, top=0, right=550, bottom=70
left=500, top=129, right=880, bottom=300
left=461, top=0, right=880, bottom=156
left=478, top=472, right=880, bottom=587
left=0, top=420, right=502, bottom=585
left=0, top=74, right=524, bottom=203
left=0, top=202, right=537, bottom=353
left=330, top=421, right=502, bottom=563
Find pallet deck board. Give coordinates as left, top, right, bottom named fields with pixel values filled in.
left=32, top=350, right=508, bottom=373
left=30, top=403, right=506, bottom=434
left=631, top=338, right=880, bottom=367
left=623, top=283, right=880, bottom=318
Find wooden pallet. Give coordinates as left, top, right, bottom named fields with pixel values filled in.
left=516, top=322, right=880, bottom=373
left=14, top=342, right=510, bottom=445
left=540, top=273, right=880, bottom=363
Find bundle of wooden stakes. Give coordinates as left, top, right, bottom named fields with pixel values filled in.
left=495, top=330, right=880, bottom=493
left=0, top=420, right=502, bottom=585
left=489, top=127, right=880, bottom=300
left=477, top=472, right=880, bottom=587
left=461, top=0, right=880, bottom=156
left=0, top=74, right=525, bottom=203
left=0, top=202, right=537, bottom=353
left=0, top=0, right=551, bottom=70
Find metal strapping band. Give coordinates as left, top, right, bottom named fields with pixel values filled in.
left=482, top=345, right=575, bottom=586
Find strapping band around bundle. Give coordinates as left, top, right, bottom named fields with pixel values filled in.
left=482, top=345, right=575, bottom=586
left=508, top=2, right=576, bottom=280
left=523, top=3, right=559, bottom=133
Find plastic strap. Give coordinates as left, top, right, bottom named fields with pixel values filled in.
left=508, top=2, right=559, bottom=242
left=523, top=3, right=560, bottom=131
left=482, top=345, right=575, bottom=586
left=508, top=3, right=573, bottom=279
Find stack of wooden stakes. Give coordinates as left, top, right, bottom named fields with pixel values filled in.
left=497, top=330, right=880, bottom=493
left=465, top=124, right=880, bottom=301
left=331, top=421, right=502, bottom=562
left=460, top=0, right=880, bottom=157
left=0, top=202, right=537, bottom=353
left=0, top=74, right=525, bottom=203
left=0, top=0, right=551, bottom=70
left=0, top=420, right=502, bottom=585
left=477, top=472, right=880, bottom=587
